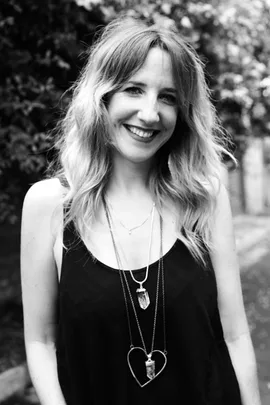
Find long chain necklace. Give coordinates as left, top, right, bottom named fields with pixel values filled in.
left=106, top=198, right=155, bottom=236
left=104, top=201, right=167, bottom=387
left=105, top=198, right=155, bottom=310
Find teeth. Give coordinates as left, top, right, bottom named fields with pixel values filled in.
left=126, top=125, right=155, bottom=138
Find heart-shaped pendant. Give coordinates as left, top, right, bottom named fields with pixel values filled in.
left=127, top=347, right=167, bottom=388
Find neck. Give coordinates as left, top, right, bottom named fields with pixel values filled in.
left=107, top=156, right=154, bottom=200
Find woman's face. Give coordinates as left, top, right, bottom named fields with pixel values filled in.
left=107, top=47, right=178, bottom=165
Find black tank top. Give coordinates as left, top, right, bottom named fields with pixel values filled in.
left=56, top=222, right=241, bottom=405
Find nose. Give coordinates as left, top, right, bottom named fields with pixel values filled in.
left=137, top=97, right=160, bottom=125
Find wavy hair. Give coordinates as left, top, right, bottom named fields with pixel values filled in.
left=52, top=16, right=234, bottom=265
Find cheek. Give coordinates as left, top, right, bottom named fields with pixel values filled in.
left=165, top=110, right=178, bottom=133
left=108, top=106, right=131, bottom=125
left=107, top=94, right=133, bottom=122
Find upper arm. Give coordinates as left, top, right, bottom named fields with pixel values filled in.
left=20, top=178, right=64, bottom=345
left=209, top=183, right=250, bottom=342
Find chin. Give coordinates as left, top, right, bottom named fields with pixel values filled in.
left=114, top=149, right=155, bottom=165
left=127, top=154, right=155, bottom=164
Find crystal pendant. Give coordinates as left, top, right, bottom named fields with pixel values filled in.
left=145, top=355, right=155, bottom=380
left=136, top=285, right=150, bottom=310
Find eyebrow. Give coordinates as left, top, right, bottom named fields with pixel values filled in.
left=127, top=81, right=177, bottom=94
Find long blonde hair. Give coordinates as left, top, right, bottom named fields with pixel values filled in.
left=53, top=16, right=234, bottom=264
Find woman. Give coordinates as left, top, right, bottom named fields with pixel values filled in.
left=21, top=17, right=261, bottom=405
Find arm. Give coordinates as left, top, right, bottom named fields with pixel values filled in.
left=21, top=179, right=66, bottom=405
left=209, top=183, right=261, bottom=405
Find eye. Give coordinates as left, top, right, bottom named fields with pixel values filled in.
left=124, top=86, right=143, bottom=95
left=160, top=93, right=177, bottom=105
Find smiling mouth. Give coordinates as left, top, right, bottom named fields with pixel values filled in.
left=124, top=124, right=160, bottom=139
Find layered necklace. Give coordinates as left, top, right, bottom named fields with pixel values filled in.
left=103, top=198, right=167, bottom=387
left=106, top=199, right=156, bottom=310
left=106, top=198, right=155, bottom=236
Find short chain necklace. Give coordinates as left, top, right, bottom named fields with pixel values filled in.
left=106, top=198, right=155, bottom=235
left=105, top=198, right=155, bottom=310
left=104, top=201, right=167, bottom=387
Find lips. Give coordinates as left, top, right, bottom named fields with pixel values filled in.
left=124, top=124, right=160, bottom=139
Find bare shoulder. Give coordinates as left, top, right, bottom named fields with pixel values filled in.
left=23, top=178, right=66, bottom=209
left=22, top=178, right=67, bottom=241
left=213, top=180, right=232, bottom=225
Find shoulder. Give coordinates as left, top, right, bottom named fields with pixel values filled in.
left=209, top=180, right=237, bottom=280
left=202, top=174, right=229, bottom=216
left=23, top=178, right=66, bottom=207
left=208, top=179, right=235, bottom=272
left=22, top=178, right=67, bottom=240
left=212, top=179, right=231, bottom=223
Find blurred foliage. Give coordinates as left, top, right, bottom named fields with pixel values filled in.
left=1, top=0, right=270, bottom=222
left=0, top=0, right=103, bottom=222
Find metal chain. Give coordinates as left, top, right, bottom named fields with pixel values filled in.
left=103, top=202, right=134, bottom=346
left=161, top=241, right=167, bottom=355
left=106, top=198, right=155, bottom=235
left=121, top=237, right=161, bottom=355
left=106, top=197, right=155, bottom=287
left=104, top=198, right=166, bottom=355
left=106, top=203, right=152, bottom=353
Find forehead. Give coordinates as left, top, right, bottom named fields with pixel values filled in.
left=128, top=47, right=175, bottom=89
